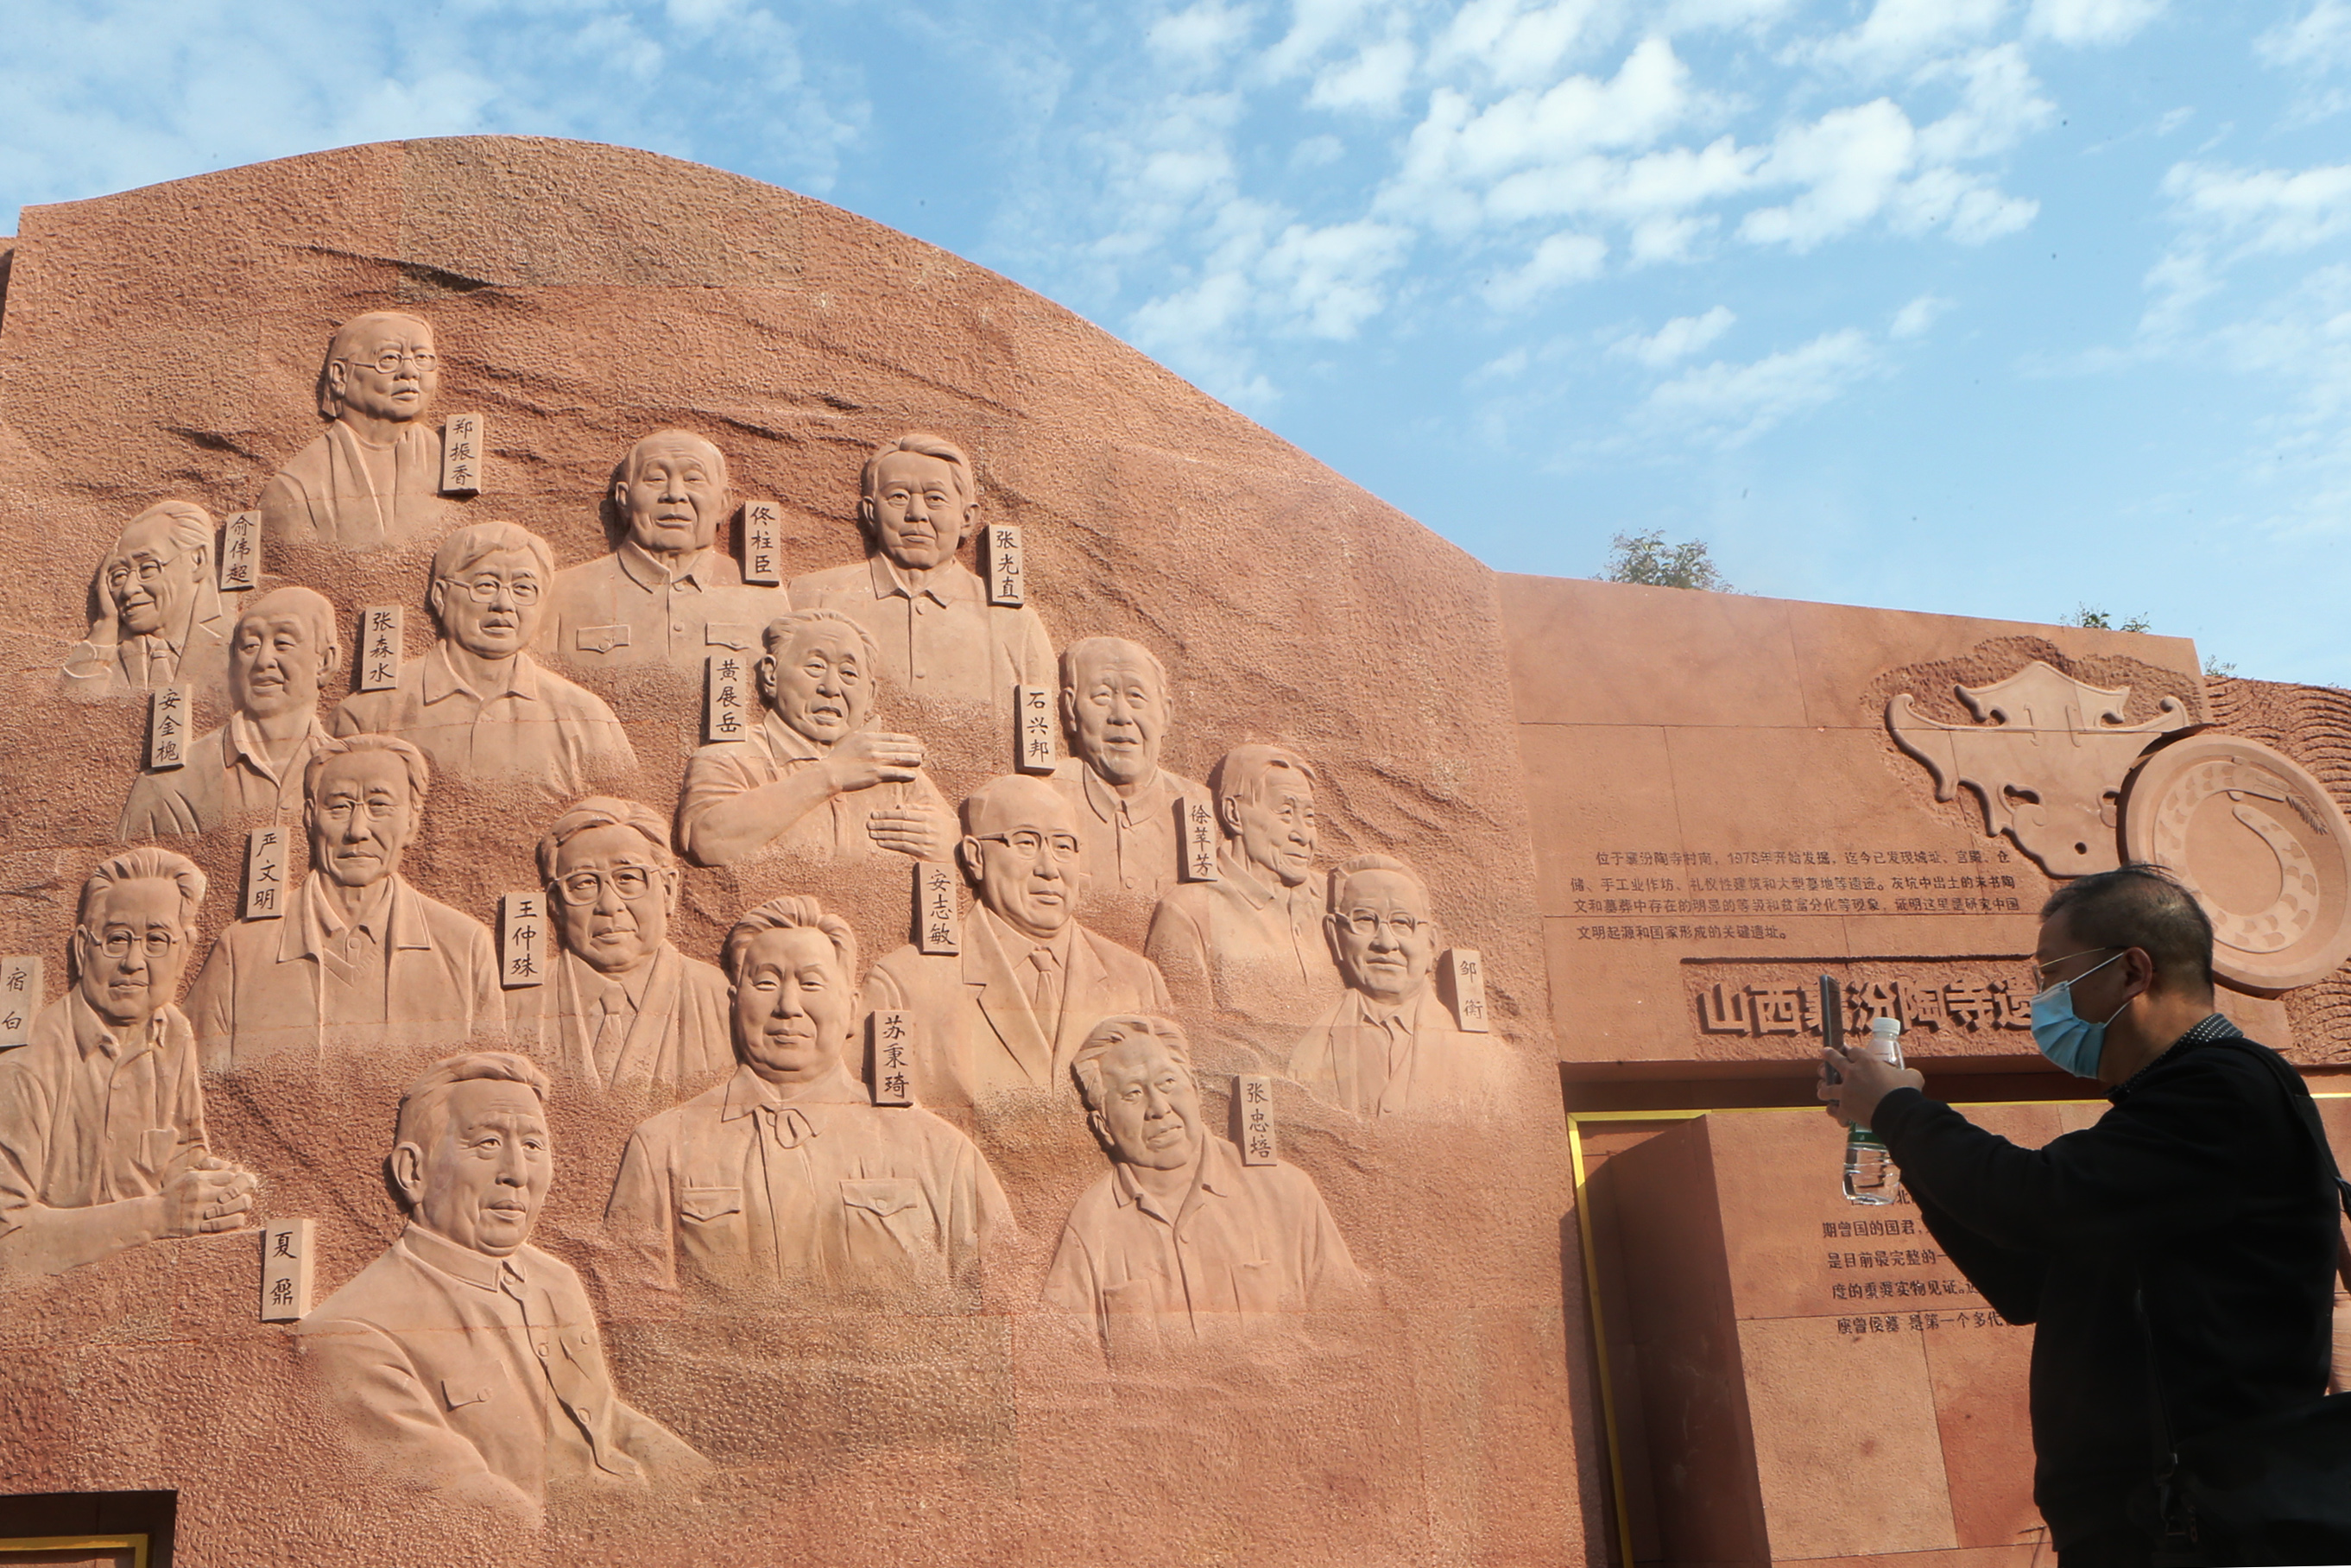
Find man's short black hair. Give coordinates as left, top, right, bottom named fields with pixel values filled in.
left=2039, top=863, right=2215, bottom=995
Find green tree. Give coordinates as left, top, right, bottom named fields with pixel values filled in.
left=2064, top=605, right=2153, bottom=634
left=1601, top=530, right=1733, bottom=591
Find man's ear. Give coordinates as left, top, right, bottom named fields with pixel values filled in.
left=325, top=358, right=351, bottom=408
left=1085, top=1108, right=1112, bottom=1154
left=957, top=836, right=983, bottom=887
left=1218, top=793, right=1242, bottom=838
left=425, top=577, right=448, bottom=627
left=389, top=1142, right=426, bottom=1210
left=319, top=639, right=344, bottom=682
left=856, top=495, right=878, bottom=540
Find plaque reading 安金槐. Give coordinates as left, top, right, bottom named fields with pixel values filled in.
left=357, top=606, right=402, bottom=692
left=983, top=524, right=1026, bottom=607
left=440, top=412, right=483, bottom=496
left=871, top=1010, right=913, bottom=1106
left=260, top=1218, right=315, bottom=1323
left=218, top=509, right=262, bottom=592
left=147, top=684, right=188, bottom=770
left=243, top=826, right=288, bottom=921
left=742, top=499, right=782, bottom=586
left=501, top=891, right=547, bottom=989
left=916, top=862, right=961, bottom=956
left=706, top=652, right=752, bottom=742
left=0, top=957, right=41, bottom=1048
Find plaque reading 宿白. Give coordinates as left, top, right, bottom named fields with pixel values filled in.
left=1177, top=793, right=1220, bottom=882
left=500, top=891, right=547, bottom=990
left=706, top=652, right=752, bottom=743
left=741, top=499, right=782, bottom=586
left=1444, top=948, right=1489, bottom=1034
left=357, top=605, right=402, bottom=692
left=916, top=861, right=961, bottom=956
left=243, top=826, right=288, bottom=921
left=983, top=523, right=1025, bottom=607
left=871, top=1010, right=913, bottom=1106
left=440, top=412, right=483, bottom=496
left=0, top=957, right=41, bottom=1048
left=1236, top=1074, right=1277, bottom=1166
left=261, top=1217, right=315, bottom=1323
left=1016, top=685, right=1055, bottom=774
left=147, top=684, right=189, bottom=770
left=218, top=509, right=262, bottom=592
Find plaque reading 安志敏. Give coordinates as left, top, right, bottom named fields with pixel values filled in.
left=1177, top=793, right=1220, bottom=882
left=1236, top=1075, right=1277, bottom=1166
left=147, top=684, right=188, bottom=770
left=983, top=524, right=1025, bottom=607
left=440, top=412, right=483, bottom=496
left=500, top=892, right=547, bottom=989
left=706, top=652, right=752, bottom=743
left=0, top=957, right=41, bottom=1048
left=357, top=606, right=402, bottom=692
left=218, top=509, right=261, bottom=592
left=1016, top=685, right=1055, bottom=775
left=260, top=1218, right=315, bottom=1323
left=916, top=861, right=961, bottom=956
left=871, top=1010, right=913, bottom=1106
left=243, top=826, right=288, bottom=921
left=741, top=499, right=782, bottom=586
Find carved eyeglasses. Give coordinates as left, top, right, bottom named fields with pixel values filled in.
left=974, top=831, right=1083, bottom=863
left=343, top=349, right=439, bottom=375
left=1341, top=912, right=1424, bottom=937
left=551, top=867, right=659, bottom=906
left=83, top=926, right=181, bottom=958
left=452, top=575, right=542, bottom=604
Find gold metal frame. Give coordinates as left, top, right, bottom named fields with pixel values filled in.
left=0, top=1535, right=150, bottom=1567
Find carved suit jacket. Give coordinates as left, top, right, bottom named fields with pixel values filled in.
left=1143, top=856, right=1342, bottom=1032
left=259, top=419, right=449, bottom=553
left=299, top=1224, right=702, bottom=1515
left=1286, top=986, right=1505, bottom=1119
left=510, top=945, right=732, bottom=1094
left=185, top=873, right=504, bottom=1069
left=861, top=907, right=1172, bottom=1106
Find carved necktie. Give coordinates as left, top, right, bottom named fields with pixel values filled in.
left=756, top=1103, right=816, bottom=1150
left=1027, top=946, right=1065, bottom=1032
left=588, top=996, right=632, bottom=1088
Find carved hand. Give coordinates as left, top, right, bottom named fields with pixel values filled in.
left=159, top=1159, right=259, bottom=1238
left=824, top=731, right=925, bottom=793
left=86, top=587, right=122, bottom=648
left=867, top=806, right=950, bottom=861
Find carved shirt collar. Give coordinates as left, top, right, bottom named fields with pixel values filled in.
left=1077, top=762, right=1172, bottom=826
left=222, top=711, right=330, bottom=786
left=615, top=539, right=718, bottom=595
left=401, top=1220, right=525, bottom=1295
left=66, top=988, right=162, bottom=1064
left=867, top=553, right=981, bottom=609
left=719, top=1059, right=864, bottom=1120
left=756, top=708, right=831, bottom=765
left=1111, top=1128, right=1242, bottom=1220
left=282, top=873, right=434, bottom=964
left=421, top=642, right=543, bottom=707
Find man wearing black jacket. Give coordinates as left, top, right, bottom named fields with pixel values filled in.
left=1826, top=864, right=2339, bottom=1568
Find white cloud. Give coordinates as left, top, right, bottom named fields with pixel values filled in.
left=2258, top=1, right=2351, bottom=73
left=1484, top=231, right=1607, bottom=307
left=1308, top=39, right=1416, bottom=113
left=1889, top=293, right=1954, bottom=337
left=1261, top=218, right=1415, bottom=334
left=1740, top=98, right=1917, bottom=250
left=1916, top=45, right=2053, bottom=163
left=1814, top=0, right=2009, bottom=74
left=1640, top=327, right=1882, bottom=443
left=1150, top=1, right=1258, bottom=66
left=1432, top=0, right=1612, bottom=87
left=1292, top=133, right=1344, bottom=168
left=2026, top=0, right=2164, bottom=47
left=1612, top=305, right=1735, bottom=365
left=2164, top=161, right=2351, bottom=255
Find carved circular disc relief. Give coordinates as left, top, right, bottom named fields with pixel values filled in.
left=2118, top=735, right=2351, bottom=995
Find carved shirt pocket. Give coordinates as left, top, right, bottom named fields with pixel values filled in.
left=1229, top=1256, right=1280, bottom=1315
left=705, top=623, right=755, bottom=650
left=576, top=623, right=631, bottom=654
left=838, top=1178, right=937, bottom=1275
left=441, top=1375, right=497, bottom=1412
left=679, top=1185, right=743, bottom=1223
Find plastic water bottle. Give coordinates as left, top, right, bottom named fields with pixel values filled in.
left=1842, top=1016, right=1905, bottom=1206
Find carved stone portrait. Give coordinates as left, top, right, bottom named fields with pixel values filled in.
left=299, top=1052, right=705, bottom=1520
left=119, top=585, right=342, bottom=839
left=331, top=520, right=637, bottom=798
left=862, top=775, right=1172, bottom=1106
left=1049, top=636, right=1203, bottom=905
left=1288, top=855, right=1502, bottom=1118
left=60, top=500, right=231, bottom=699
left=1145, top=744, right=1341, bottom=1031
left=511, top=796, right=731, bottom=1093
left=185, top=735, right=503, bottom=1067
left=787, top=433, right=1055, bottom=720
left=676, top=608, right=953, bottom=868
left=260, top=311, right=453, bottom=553
left=603, top=895, right=1012, bottom=1299
left=1042, top=1015, right=1362, bottom=1362
left=546, top=430, right=786, bottom=673
left=0, top=850, right=256, bottom=1277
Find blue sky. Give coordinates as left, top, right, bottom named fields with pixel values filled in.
left=7, top=0, right=2351, bottom=681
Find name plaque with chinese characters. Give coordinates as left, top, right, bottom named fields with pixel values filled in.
left=705, top=652, right=752, bottom=743
left=500, top=891, right=547, bottom=989
left=1177, top=794, right=1219, bottom=882
left=218, top=509, right=261, bottom=592
left=357, top=606, right=402, bottom=693
left=915, top=862, right=961, bottom=956
left=440, top=412, right=483, bottom=496
left=871, top=1010, right=913, bottom=1106
left=0, top=957, right=41, bottom=1048
left=1444, top=948, right=1489, bottom=1033
left=146, top=684, right=188, bottom=770
left=1235, top=1074, right=1277, bottom=1166
left=741, top=499, right=782, bottom=586
left=983, top=524, right=1026, bottom=607
left=243, top=826, right=288, bottom=920
left=260, top=1218, right=316, bottom=1324
left=1015, top=685, right=1055, bottom=774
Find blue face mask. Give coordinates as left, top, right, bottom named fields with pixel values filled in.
left=2029, top=951, right=2129, bottom=1078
